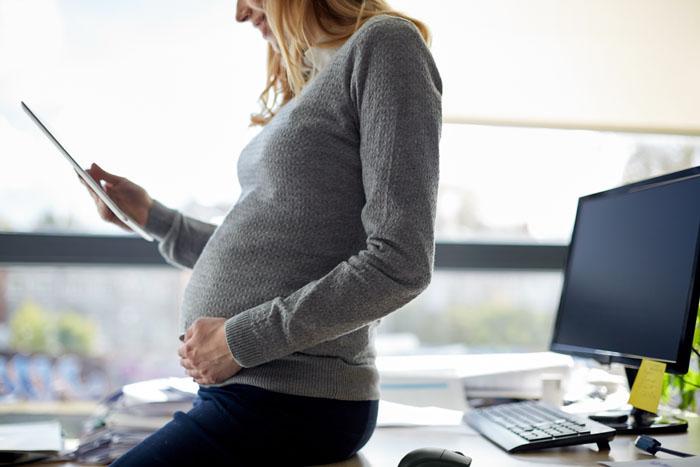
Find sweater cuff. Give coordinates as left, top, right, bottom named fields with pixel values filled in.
left=144, top=200, right=178, bottom=241
left=225, top=311, right=264, bottom=368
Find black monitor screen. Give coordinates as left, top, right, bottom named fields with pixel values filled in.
left=551, top=170, right=700, bottom=373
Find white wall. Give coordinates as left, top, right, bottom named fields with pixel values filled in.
left=397, top=0, right=700, bottom=134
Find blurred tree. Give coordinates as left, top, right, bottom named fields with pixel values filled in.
left=56, top=311, right=95, bottom=355
left=33, top=210, right=78, bottom=231
left=622, top=144, right=698, bottom=184
left=9, top=301, right=51, bottom=353
left=386, top=303, right=553, bottom=352
left=662, top=311, right=699, bottom=412
left=9, top=301, right=96, bottom=356
left=0, top=216, right=11, bottom=231
left=442, top=305, right=552, bottom=350
left=0, top=269, right=8, bottom=324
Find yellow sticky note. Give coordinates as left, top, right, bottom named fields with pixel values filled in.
left=628, top=358, right=667, bottom=414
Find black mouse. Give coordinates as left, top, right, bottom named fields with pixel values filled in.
left=398, top=447, right=472, bottom=467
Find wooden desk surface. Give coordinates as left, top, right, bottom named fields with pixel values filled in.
left=25, top=412, right=700, bottom=466
left=349, top=414, right=700, bottom=467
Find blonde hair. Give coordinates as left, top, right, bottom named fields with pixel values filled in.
left=251, top=0, right=430, bottom=126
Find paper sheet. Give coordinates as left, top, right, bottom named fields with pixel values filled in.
left=377, top=400, right=467, bottom=428
left=0, top=420, right=62, bottom=452
left=628, top=359, right=666, bottom=413
left=599, top=457, right=698, bottom=466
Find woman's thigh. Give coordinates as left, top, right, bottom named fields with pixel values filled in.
left=110, top=384, right=377, bottom=467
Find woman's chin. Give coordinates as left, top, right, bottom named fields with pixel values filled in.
left=266, top=35, right=280, bottom=51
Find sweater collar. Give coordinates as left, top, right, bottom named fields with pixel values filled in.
left=303, top=45, right=338, bottom=80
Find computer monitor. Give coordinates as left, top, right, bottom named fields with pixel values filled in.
left=551, top=166, right=700, bottom=375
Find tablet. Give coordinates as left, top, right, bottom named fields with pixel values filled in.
left=21, top=101, right=154, bottom=242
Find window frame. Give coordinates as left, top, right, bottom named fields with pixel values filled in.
left=0, top=233, right=567, bottom=270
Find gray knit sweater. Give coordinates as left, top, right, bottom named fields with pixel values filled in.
left=144, top=15, right=442, bottom=401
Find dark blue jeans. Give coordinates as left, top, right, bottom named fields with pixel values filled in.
left=110, top=384, right=378, bottom=466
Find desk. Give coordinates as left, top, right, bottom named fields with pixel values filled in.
left=19, top=411, right=700, bottom=466
left=330, top=414, right=700, bottom=467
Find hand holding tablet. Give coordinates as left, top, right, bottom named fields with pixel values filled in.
left=80, top=163, right=153, bottom=234
left=21, top=101, right=154, bottom=241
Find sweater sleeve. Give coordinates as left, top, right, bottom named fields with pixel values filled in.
left=224, top=18, right=442, bottom=367
left=145, top=200, right=218, bottom=269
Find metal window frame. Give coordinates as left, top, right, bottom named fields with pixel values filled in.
left=0, top=233, right=567, bottom=270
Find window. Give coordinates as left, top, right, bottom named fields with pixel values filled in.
left=436, top=124, right=700, bottom=243
left=378, top=126, right=700, bottom=353
left=1, top=0, right=265, bottom=235
left=377, top=270, right=563, bottom=355
left=0, top=265, right=186, bottom=400
left=2, top=1, right=700, bottom=401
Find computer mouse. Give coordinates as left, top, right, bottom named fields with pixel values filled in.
left=398, top=447, right=472, bottom=467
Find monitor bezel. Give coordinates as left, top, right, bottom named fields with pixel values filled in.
left=550, top=165, right=700, bottom=375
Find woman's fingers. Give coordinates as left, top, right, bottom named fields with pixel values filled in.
left=99, top=202, right=129, bottom=229
left=180, top=358, right=194, bottom=370
left=84, top=166, right=104, bottom=186
left=78, top=168, right=133, bottom=230
left=77, top=173, right=99, bottom=201
left=179, top=347, right=208, bottom=383
left=97, top=201, right=115, bottom=222
left=90, top=191, right=118, bottom=223
left=102, top=186, right=131, bottom=230
left=180, top=355, right=206, bottom=383
left=185, top=366, right=209, bottom=384
left=90, top=163, right=124, bottom=184
left=79, top=169, right=109, bottom=212
left=82, top=163, right=153, bottom=229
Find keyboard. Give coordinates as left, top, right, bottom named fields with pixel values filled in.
left=464, top=401, right=616, bottom=453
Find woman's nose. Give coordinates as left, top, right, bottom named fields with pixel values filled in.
left=235, top=0, right=252, bottom=22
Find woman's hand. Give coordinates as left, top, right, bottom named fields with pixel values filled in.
left=178, top=318, right=243, bottom=385
left=81, top=163, right=153, bottom=229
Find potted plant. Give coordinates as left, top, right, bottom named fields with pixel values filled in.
left=662, top=311, right=700, bottom=412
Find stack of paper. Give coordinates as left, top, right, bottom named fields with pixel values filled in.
left=73, top=378, right=197, bottom=464
left=377, top=352, right=574, bottom=403
left=377, top=400, right=468, bottom=428
left=0, top=420, right=63, bottom=465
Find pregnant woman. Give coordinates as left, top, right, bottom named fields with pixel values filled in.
left=84, top=0, right=441, bottom=465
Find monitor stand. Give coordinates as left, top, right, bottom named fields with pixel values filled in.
left=601, top=407, right=688, bottom=434
left=594, top=368, right=688, bottom=434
